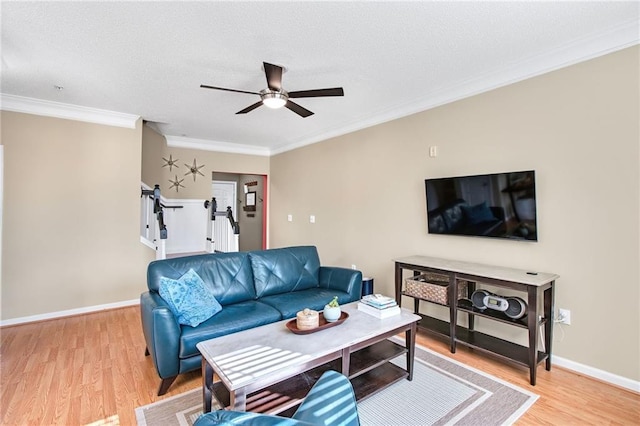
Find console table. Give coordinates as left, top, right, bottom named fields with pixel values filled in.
left=394, top=255, right=558, bottom=385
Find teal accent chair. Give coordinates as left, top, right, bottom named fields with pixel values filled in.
left=193, top=370, right=360, bottom=426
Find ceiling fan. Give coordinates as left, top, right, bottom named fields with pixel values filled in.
left=200, top=62, right=344, bottom=118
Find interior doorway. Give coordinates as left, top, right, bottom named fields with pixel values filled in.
left=212, top=172, right=267, bottom=252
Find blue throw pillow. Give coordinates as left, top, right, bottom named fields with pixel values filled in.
left=159, top=269, right=222, bottom=327
left=462, top=202, right=496, bottom=225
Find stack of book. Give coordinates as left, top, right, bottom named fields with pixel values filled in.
left=358, top=294, right=401, bottom=318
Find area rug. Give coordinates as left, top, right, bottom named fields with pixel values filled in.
left=135, top=339, right=538, bottom=426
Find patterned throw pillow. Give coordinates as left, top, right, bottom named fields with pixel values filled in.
left=159, top=269, right=222, bottom=327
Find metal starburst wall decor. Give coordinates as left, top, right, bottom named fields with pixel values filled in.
left=185, top=158, right=205, bottom=181
left=169, top=175, right=185, bottom=192
left=162, top=154, right=179, bottom=171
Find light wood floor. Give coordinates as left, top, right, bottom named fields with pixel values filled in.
left=1, top=306, right=638, bottom=425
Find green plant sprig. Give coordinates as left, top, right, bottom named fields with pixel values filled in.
left=328, top=296, right=339, bottom=308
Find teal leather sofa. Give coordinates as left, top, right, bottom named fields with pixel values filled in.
left=141, top=246, right=362, bottom=395
left=193, top=370, right=360, bottom=426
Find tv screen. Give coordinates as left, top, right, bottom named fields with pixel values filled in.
left=425, top=170, right=537, bottom=241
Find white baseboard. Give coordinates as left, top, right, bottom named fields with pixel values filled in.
left=0, top=299, right=140, bottom=327
left=552, top=354, right=640, bottom=393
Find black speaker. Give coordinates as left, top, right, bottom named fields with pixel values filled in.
left=504, top=297, right=527, bottom=319
left=471, top=290, right=528, bottom=319
left=471, top=290, right=489, bottom=310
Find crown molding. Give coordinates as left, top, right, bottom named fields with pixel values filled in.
left=0, top=94, right=139, bottom=129
left=165, top=135, right=271, bottom=157
left=272, top=18, right=640, bottom=155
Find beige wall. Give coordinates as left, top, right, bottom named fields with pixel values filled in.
left=141, top=125, right=269, bottom=200
left=1, top=111, right=155, bottom=319
left=269, top=47, right=640, bottom=381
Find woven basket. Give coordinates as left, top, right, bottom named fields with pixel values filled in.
left=404, top=273, right=468, bottom=305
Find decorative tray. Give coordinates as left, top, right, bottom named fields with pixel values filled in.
left=286, top=312, right=349, bottom=335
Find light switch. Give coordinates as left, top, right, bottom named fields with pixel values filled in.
left=429, top=146, right=438, bottom=157
left=309, top=215, right=315, bottom=223
left=287, top=214, right=293, bottom=222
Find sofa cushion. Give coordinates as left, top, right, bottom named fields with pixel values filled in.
left=259, top=288, right=353, bottom=319
left=148, top=252, right=256, bottom=305
left=250, top=246, right=320, bottom=298
left=179, top=301, right=282, bottom=359
left=160, top=269, right=222, bottom=327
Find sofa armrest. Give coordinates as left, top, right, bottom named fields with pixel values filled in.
left=319, top=267, right=362, bottom=302
left=140, top=291, right=181, bottom=379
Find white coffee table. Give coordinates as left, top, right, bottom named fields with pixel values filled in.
left=197, top=302, right=420, bottom=415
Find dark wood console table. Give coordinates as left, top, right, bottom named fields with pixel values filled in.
left=394, top=255, right=558, bottom=385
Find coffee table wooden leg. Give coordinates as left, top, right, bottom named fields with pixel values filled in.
left=406, top=322, right=416, bottom=381
left=341, top=347, right=351, bottom=377
left=230, top=388, right=247, bottom=411
left=202, top=358, right=213, bottom=413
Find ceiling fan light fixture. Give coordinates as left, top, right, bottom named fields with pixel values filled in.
left=261, top=91, right=287, bottom=109
left=202, top=62, right=343, bottom=117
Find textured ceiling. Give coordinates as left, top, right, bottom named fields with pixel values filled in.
left=1, top=1, right=638, bottom=155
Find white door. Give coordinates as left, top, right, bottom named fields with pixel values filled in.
left=213, top=181, right=237, bottom=214
left=211, top=181, right=238, bottom=252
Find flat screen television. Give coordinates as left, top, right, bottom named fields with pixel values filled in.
left=425, top=170, right=537, bottom=241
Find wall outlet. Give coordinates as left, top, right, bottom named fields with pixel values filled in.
left=558, top=308, right=571, bottom=325
left=287, top=214, right=293, bottom=222
left=351, top=264, right=357, bottom=270
left=309, top=215, right=315, bottom=223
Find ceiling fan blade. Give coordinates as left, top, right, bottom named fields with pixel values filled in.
left=288, top=87, right=344, bottom=98
left=285, top=100, right=314, bottom=118
left=263, top=62, right=283, bottom=91
left=200, top=84, right=260, bottom=96
left=236, top=101, right=263, bottom=115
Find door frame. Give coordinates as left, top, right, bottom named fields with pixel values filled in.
left=0, top=145, right=3, bottom=285
left=261, top=174, right=268, bottom=250
left=212, top=173, right=268, bottom=251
